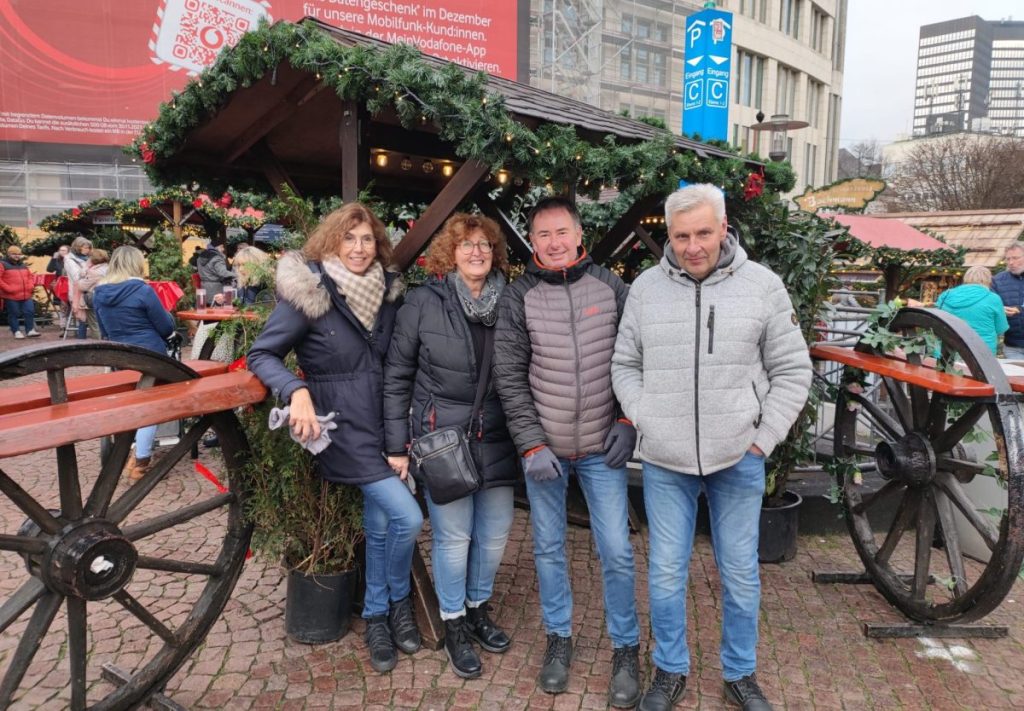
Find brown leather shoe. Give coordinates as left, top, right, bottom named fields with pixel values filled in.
left=124, top=454, right=151, bottom=481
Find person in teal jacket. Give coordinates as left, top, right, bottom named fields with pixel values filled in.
left=935, top=266, right=1009, bottom=355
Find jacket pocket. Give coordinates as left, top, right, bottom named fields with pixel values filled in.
left=751, top=381, right=764, bottom=428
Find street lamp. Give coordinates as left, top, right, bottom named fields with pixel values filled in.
left=750, top=111, right=809, bottom=162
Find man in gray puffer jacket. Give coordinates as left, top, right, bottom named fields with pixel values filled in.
left=494, top=197, right=641, bottom=708
left=612, top=184, right=811, bottom=711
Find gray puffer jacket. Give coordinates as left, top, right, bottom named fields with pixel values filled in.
left=611, top=232, right=811, bottom=475
left=196, top=247, right=237, bottom=297
left=494, top=250, right=627, bottom=458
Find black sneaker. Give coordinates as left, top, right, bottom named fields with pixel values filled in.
left=388, top=596, right=421, bottom=655
left=201, top=434, right=219, bottom=448
left=538, top=634, right=572, bottom=694
left=444, top=616, right=482, bottom=679
left=724, top=673, right=773, bottom=710
left=466, top=604, right=511, bottom=653
left=364, top=616, right=397, bottom=673
left=638, top=667, right=687, bottom=711
left=609, top=644, right=641, bottom=708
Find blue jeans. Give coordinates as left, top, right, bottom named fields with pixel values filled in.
left=5, top=298, right=35, bottom=334
left=135, top=425, right=158, bottom=459
left=426, top=485, right=514, bottom=619
left=1003, top=344, right=1024, bottom=361
left=524, top=453, right=638, bottom=646
left=643, top=453, right=765, bottom=681
left=358, top=475, right=424, bottom=618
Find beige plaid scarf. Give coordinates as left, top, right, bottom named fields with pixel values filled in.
left=321, top=258, right=385, bottom=331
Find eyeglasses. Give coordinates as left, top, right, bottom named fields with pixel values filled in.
left=457, top=240, right=494, bottom=254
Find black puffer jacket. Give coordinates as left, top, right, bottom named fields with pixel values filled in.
left=247, top=252, right=403, bottom=485
left=383, top=276, right=517, bottom=488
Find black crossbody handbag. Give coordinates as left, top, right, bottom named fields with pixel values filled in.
left=410, top=328, right=493, bottom=505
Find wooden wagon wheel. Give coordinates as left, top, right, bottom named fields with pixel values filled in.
left=0, top=342, right=253, bottom=710
left=834, top=307, right=1024, bottom=623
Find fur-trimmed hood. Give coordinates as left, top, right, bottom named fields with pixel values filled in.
left=274, top=250, right=405, bottom=320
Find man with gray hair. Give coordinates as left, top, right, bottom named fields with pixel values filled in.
left=612, top=184, right=811, bottom=711
left=991, top=243, right=1024, bottom=359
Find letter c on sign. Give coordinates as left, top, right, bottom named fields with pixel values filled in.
left=200, top=26, right=225, bottom=50
left=710, top=83, right=724, bottom=100
left=687, top=83, right=701, bottom=101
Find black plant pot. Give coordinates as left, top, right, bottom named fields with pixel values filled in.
left=758, top=491, right=802, bottom=564
left=285, top=568, right=357, bottom=644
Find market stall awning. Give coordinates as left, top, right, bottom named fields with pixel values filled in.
left=825, top=213, right=950, bottom=251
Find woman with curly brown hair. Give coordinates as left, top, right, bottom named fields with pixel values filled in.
left=384, top=212, right=516, bottom=679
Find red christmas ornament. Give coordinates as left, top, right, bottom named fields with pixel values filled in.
left=217, top=192, right=233, bottom=208
left=192, top=198, right=204, bottom=209
left=71, top=208, right=82, bottom=217
left=139, top=198, right=151, bottom=208
left=415, top=255, right=427, bottom=267
left=743, top=171, right=765, bottom=201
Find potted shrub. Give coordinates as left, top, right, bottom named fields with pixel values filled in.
left=743, top=206, right=847, bottom=562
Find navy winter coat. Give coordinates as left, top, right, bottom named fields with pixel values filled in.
left=992, top=270, right=1024, bottom=347
left=92, top=279, right=175, bottom=354
left=383, top=276, right=518, bottom=489
left=247, top=252, right=403, bottom=485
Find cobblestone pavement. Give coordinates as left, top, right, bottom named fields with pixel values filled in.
left=2, top=329, right=1024, bottom=709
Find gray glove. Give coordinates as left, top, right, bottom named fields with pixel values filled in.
left=522, top=446, right=562, bottom=481
left=267, top=406, right=337, bottom=455
left=603, top=421, right=637, bottom=469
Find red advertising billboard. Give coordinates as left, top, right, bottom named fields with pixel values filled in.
left=0, top=0, right=523, bottom=145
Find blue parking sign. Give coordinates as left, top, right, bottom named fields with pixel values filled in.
left=682, top=9, right=732, bottom=142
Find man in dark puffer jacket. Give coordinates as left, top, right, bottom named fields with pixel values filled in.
left=494, top=197, right=640, bottom=707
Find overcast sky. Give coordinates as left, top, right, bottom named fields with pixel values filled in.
left=840, top=0, right=1020, bottom=147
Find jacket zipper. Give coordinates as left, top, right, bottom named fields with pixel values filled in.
left=752, top=382, right=763, bottom=427
left=693, top=284, right=704, bottom=475
left=707, top=304, right=716, bottom=355
left=565, top=275, right=582, bottom=454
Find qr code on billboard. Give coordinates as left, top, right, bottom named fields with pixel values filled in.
left=150, top=0, right=272, bottom=74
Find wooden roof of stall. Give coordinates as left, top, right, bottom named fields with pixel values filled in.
left=158, top=19, right=742, bottom=199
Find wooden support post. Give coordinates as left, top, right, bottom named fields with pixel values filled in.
left=339, top=101, right=368, bottom=204
left=250, top=139, right=301, bottom=198
left=635, top=224, right=663, bottom=259
left=589, top=193, right=664, bottom=265
left=392, top=160, right=490, bottom=270
left=172, top=200, right=183, bottom=243
left=473, top=189, right=533, bottom=264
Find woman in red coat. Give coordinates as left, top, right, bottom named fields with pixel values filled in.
left=0, top=245, right=39, bottom=339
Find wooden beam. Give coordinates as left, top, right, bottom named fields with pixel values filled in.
left=250, top=139, right=301, bottom=198
left=224, top=76, right=326, bottom=163
left=589, top=192, right=664, bottom=265
left=339, top=101, right=368, bottom=203
left=635, top=224, right=663, bottom=259
left=472, top=189, right=533, bottom=264
left=392, top=159, right=490, bottom=270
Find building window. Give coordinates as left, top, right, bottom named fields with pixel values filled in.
left=832, top=0, right=846, bottom=71
left=804, top=143, right=818, bottom=186
left=620, top=52, right=631, bottom=81
left=779, top=0, right=801, bottom=39
left=807, top=80, right=823, bottom=127
left=621, top=14, right=632, bottom=35
left=636, top=48, right=649, bottom=83
left=776, top=65, right=798, bottom=115
left=810, top=7, right=827, bottom=53
left=652, top=52, right=667, bottom=87
left=739, top=0, right=766, bottom=21
left=735, top=50, right=765, bottom=107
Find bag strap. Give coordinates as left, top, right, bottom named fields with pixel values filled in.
left=467, top=327, right=494, bottom=437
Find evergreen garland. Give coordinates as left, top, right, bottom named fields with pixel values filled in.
left=128, top=18, right=794, bottom=204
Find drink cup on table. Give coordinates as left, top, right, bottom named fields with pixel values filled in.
left=195, top=288, right=207, bottom=311
left=222, top=287, right=236, bottom=306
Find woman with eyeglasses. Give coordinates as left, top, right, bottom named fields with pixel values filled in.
left=248, top=203, right=422, bottom=674
left=384, top=213, right=517, bottom=679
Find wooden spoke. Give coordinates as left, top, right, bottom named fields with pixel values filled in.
left=112, top=590, right=177, bottom=646
left=924, top=392, right=948, bottom=440
left=0, top=534, right=48, bottom=556
left=934, top=490, right=970, bottom=597
left=46, top=368, right=68, bottom=404
left=122, top=492, right=234, bottom=542
left=912, top=493, right=937, bottom=600
left=135, top=555, right=223, bottom=577
left=880, top=376, right=913, bottom=434
left=56, top=444, right=83, bottom=520
left=0, top=467, right=62, bottom=535
left=876, top=489, right=922, bottom=567
left=67, top=597, right=88, bottom=711
left=84, top=431, right=137, bottom=518
left=935, top=472, right=1000, bottom=551
left=842, top=443, right=878, bottom=459
left=848, top=393, right=904, bottom=441
left=909, top=383, right=932, bottom=432
left=0, top=592, right=63, bottom=708
left=935, top=455, right=987, bottom=482
left=0, top=578, right=46, bottom=635
left=933, top=403, right=986, bottom=454
left=852, top=479, right=905, bottom=516
left=106, top=417, right=211, bottom=525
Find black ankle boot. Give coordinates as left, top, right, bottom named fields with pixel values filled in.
left=388, top=596, right=421, bottom=655
left=364, top=616, right=397, bottom=673
left=538, top=634, right=572, bottom=694
left=444, top=616, right=482, bottom=679
left=465, top=604, right=511, bottom=653
left=609, top=644, right=641, bottom=708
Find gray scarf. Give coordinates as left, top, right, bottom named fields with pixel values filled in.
left=448, top=271, right=505, bottom=326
